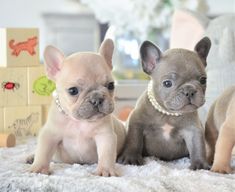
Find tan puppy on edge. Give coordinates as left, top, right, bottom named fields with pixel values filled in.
left=29, top=39, right=126, bottom=176
left=206, top=86, right=235, bottom=174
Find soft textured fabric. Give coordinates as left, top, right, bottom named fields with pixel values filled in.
left=0, top=137, right=235, bottom=192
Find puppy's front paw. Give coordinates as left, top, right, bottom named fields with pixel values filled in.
left=26, top=154, right=35, bottom=164
left=118, top=153, right=143, bottom=165
left=95, top=167, right=119, bottom=177
left=190, top=160, right=210, bottom=170
left=211, top=164, right=232, bottom=174
left=29, top=164, right=51, bottom=175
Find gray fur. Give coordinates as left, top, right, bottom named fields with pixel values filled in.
left=118, top=37, right=211, bottom=170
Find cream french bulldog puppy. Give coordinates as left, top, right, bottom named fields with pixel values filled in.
left=206, top=86, right=235, bottom=174
left=29, top=39, right=126, bottom=176
left=118, top=37, right=211, bottom=170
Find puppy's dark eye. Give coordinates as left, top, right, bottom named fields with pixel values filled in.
left=107, top=82, right=115, bottom=90
left=199, top=77, right=207, bottom=85
left=163, top=80, right=172, bottom=88
left=68, top=87, right=79, bottom=96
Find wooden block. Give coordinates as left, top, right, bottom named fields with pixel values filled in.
left=4, top=106, right=42, bottom=137
left=0, top=133, right=16, bottom=147
left=0, top=67, right=27, bottom=107
left=0, top=108, right=3, bottom=133
left=0, top=28, right=39, bottom=67
left=28, top=66, right=55, bottom=105
left=42, top=105, right=50, bottom=125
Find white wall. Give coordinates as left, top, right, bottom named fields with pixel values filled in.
left=0, top=0, right=234, bottom=27
left=207, top=0, right=235, bottom=15
left=0, top=0, right=90, bottom=27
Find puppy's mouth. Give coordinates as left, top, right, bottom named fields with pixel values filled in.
left=175, top=103, right=198, bottom=112
left=164, top=89, right=205, bottom=113
left=73, top=112, right=107, bottom=122
left=167, top=100, right=204, bottom=113
left=83, top=109, right=109, bottom=119
left=72, top=103, right=114, bottom=121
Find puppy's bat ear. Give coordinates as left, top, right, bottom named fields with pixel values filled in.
left=44, top=45, right=65, bottom=81
left=99, top=39, right=114, bottom=70
left=140, top=41, right=162, bottom=75
left=194, top=37, right=211, bottom=67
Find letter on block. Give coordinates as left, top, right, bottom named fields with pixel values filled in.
left=4, top=106, right=42, bottom=137
left=27, top=66, right=55, bottom=105
left=0, top=28, right=39, bottom=67
left=0, top=68, right=28, bottom=107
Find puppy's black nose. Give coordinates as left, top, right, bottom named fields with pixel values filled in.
left=183, top=88, right=197, bottom=98
left=90, top=97, right=104, bottom=107
left=183, top=85, right=197, bottom=99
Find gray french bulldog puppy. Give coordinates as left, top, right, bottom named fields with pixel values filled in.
left=118, top=37, right=211, bottom=170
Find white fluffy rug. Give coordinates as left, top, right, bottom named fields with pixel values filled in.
left=1, top=138, right=235, bottom=192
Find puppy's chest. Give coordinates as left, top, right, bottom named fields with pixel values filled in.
left=161, top=123, right=175, bottom=140
left=144, top=122, right=179, bottom=140
left=63, top=121, right=96, bottom=137
left=61, top=122, right=97, bottom=163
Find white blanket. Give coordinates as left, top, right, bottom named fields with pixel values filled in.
left=1, top=138, right=235, bottom=192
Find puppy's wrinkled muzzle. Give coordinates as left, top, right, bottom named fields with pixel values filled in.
left=74, top=95, right=114, bottom=121
left=164, top=83, right=205, bottom=113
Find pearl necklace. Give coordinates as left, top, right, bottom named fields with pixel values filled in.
left=53, top=91, right=67, bottom=115
left=147, top=81, right=182, bottom=116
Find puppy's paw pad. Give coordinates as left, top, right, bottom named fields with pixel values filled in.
left=118, top=153, right=143, bottom=165
left=211, top=164, right=232, bottom=174
left=190, top=160, right=210, bottom=170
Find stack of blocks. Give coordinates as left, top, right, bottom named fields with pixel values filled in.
left=0, top=28, right=55, bottom=137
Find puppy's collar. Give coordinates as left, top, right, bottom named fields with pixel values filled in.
left=53, top=91, right=67, bottom=115
left=147, top=81, right=182, bottom=116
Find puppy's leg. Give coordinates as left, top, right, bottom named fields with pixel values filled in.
left=182, top=126, right=209, bottom=170
left=117, top=122, right=144, bottom=165
left=30, top=129, right=59, bottom=175
left=95, top=131, right=118, bottom=177
left=211, top=121, right=234, bottom=174
left=205, top=122, right=218, bottom=165
left=205, top=103, right=218, bottom=165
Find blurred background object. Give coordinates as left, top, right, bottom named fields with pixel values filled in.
left=42, top=13, right=100, bottom=56
left=0, top=0, right=233, bottom=79
left=80, top=0, right=209, bottom=81
left=80, top=0, right=209, bottom=41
